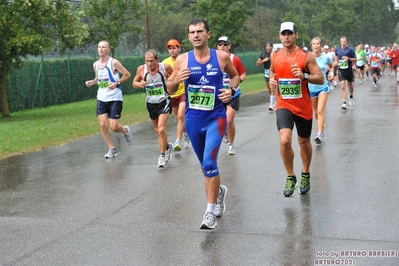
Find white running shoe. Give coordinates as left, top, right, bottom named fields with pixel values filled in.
left=349, top=98, right=354, bottom=106
left=215, top=185, right=228, bottom=218
left=123, top=126, right=133, bottom=145
left=223, top=133, right=228, bottom=143
left=157, top=155, right=166, bottom=168
left=165, top=142, right=173, bottom=162
left=199, top=211, right=217, bottom=229
left=268, top=105, right=273, bottom=112
left=227, top=145, right=236, bottom=155
left=173, top=140, right=181, bottom=151
left=341, top=103, right=347, bottom=110
left=183, top=133, right=190, bottom=148
left=104, top=148, right=117, bottom=159
left=314, top=134, right=323, bottom=144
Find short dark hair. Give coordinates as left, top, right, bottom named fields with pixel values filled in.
left=187, top=18, right=210, bottom=33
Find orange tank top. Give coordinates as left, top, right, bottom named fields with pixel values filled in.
left=272, top=47, right=312, bottom=120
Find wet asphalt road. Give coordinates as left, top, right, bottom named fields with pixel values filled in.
left=0, top=76, right=398, bottom=266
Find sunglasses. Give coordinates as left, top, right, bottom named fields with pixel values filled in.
left=218, top=42, right=230, bottom=46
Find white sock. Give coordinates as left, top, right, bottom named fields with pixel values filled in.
left=270, top=95, right=276, bottom=105
left=206, top=203, right=216, bottom=214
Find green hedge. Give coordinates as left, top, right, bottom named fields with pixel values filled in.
left=4, top=52, right=262, bottom=112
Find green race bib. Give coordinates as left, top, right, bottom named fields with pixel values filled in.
left=339, top=59, right=348, bottom=69
left=145, top=82, right=166, bottom=98
left=98, top=78, right=110, bottom=89
left=187, top=84, right=215, bottom=111
left=278, top=78, right=302, bottom=99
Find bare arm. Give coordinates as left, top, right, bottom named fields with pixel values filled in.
left=255, top=56, right=269, bottom=67
left=164, top=63, right=173, bottom=78
left=218, top=51, right=239, bottom=103
left=235, top=57, right=246, bottom=82
left=85, top=63, right=99, bottom=87
left=240, top=72, right=247, bottom=82
left=220, top=52, right=239, bottom=88
left=132, top=65, right=146, bottom=89
left=327, top=62, right=334, bottom=81
left=113, top=60, right=131, bottom=83
left=303, top=53, right=324, bottom=84
left=269, top=54, right=277, bottom=94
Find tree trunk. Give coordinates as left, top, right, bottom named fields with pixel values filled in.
left=0, top=68, right=10, bottom=117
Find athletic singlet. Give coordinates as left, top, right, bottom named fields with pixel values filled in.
left=355, top=50, right=367, bottom=67
left=162, top=57, right=185, bottom=98
left=143, top=63, right=169, bottom=104
left=184, top=49, right=225, bottom=119
left=259, top=51, right=272, bottom=78
left=309, top=54, right=331, bottom=93
left=222, top=53, right=241, bottom=99
left=272, top=47, right=312, bottom=120
left=392, top=49, right=399, bottom=66
left=385, top=51, right=391, bottom=60
left=95, top=57, right=122, bottom=102
left=369, top=53, right=382, bottom=68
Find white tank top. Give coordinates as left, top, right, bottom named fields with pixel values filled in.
left=143, top=63, right=169, bottom=104
left=95, top=57, right=122, bottom=102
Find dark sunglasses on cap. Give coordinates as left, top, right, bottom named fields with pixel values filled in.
left=218, top=42, right=230, bottom=46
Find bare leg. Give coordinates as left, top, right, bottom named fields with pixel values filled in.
left=226, top=105, right=236, bottom=144
left=279, top=128, right=295, bottom=176
left=298, top=136, right=312, bottom=173
left=204, top=175, right=220, bottom=204
left=152, top=113, right=170, bottom=154
left=316, top=92, right=329, bottom=133
left=98, top=114, right=114, bottom=148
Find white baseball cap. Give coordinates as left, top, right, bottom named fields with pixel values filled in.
left=365, top=44, right=369, bottom=48
left=279, top=22, right=297, bottom=33
left=217, top=36, right=230, bottom=44
left=324, top=45, right=329, bottom=49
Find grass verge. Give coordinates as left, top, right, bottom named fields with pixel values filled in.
left=0, top=73, right=266, bottom=159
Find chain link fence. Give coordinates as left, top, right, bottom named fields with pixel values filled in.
left=4, top=49, right=261, bottom=113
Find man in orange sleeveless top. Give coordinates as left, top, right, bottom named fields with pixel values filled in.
left=269, top=22, right=324, bottom=198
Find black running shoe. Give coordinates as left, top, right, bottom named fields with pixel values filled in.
left=300, top=172, right=311, bottom=194
left=283, top=176, right=298, bottom=197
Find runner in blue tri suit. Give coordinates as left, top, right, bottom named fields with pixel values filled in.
left=166, top=18, right=240, bottom=230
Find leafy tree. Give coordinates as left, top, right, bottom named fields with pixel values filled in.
left=194, top=0, right=254, bottom=50
left=247, top=0, right=399, bottom=48
left=0, top=0, right=88, bottom=117
left=81, top=0, right=146, bottom=57
left=146, top=0, right=195, bottom=53
left=244, top=3, right=285, bottom=52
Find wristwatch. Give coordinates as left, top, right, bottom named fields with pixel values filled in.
left=229, top=87, right=236, bottom=96
left=302, top=73, right=309, bottom=81
left=117, top=81, right=121, bottom=85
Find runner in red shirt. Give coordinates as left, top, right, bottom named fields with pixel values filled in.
left=391, top=43, right=399, bottom=84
